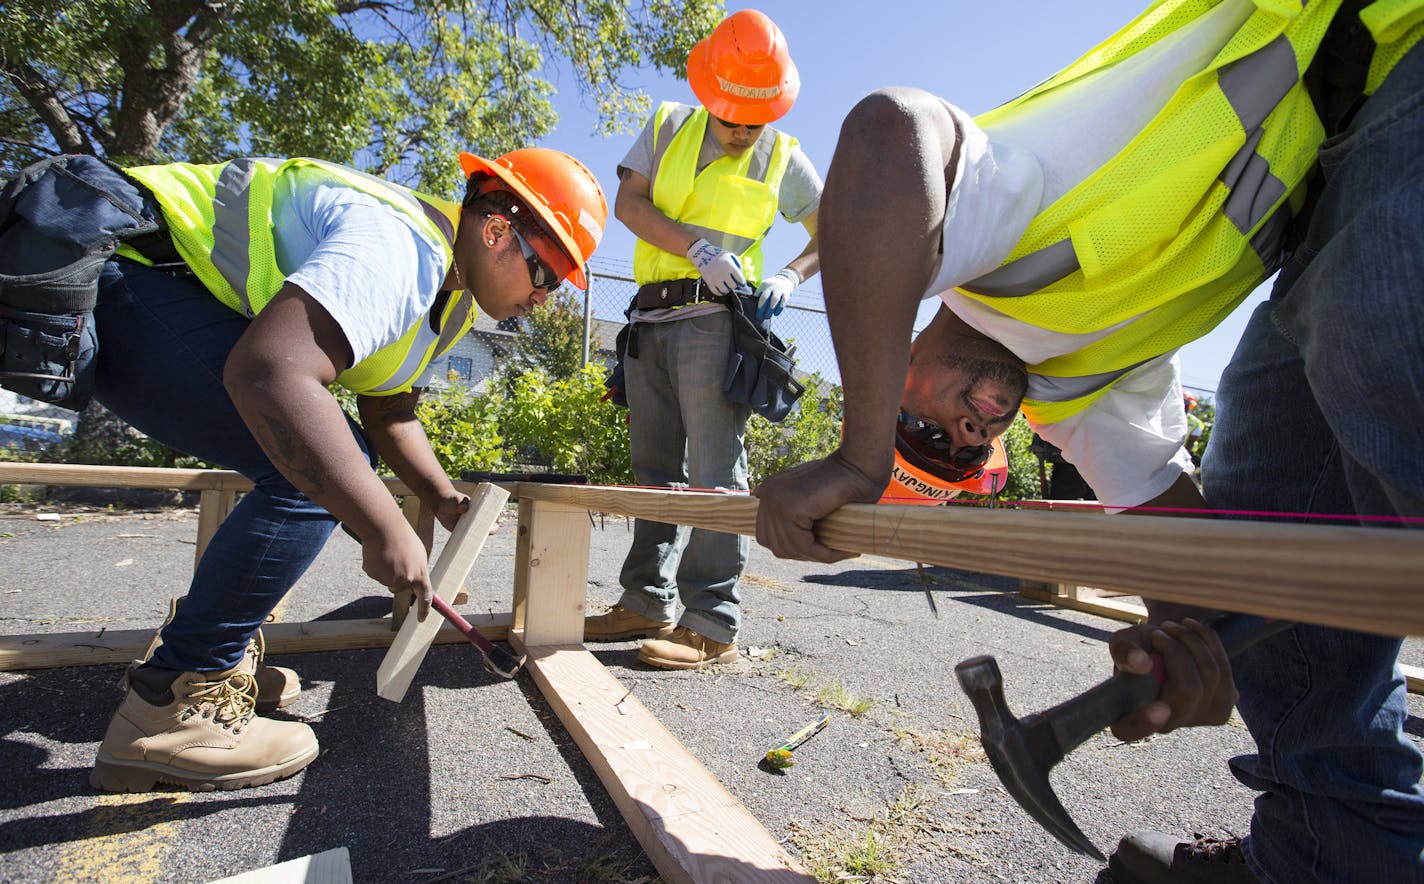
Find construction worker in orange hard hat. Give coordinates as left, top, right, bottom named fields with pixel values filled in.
left=80, top=146, right=604, bottom=794
left=584, top=8, right=822, bottom=670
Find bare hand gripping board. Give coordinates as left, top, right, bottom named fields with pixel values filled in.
left=376, top=482, right=510, bottom=702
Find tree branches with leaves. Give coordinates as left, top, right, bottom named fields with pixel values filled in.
left=1, top=0, right=724, bottom=196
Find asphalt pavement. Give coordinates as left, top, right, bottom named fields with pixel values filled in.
left=1, top=501, right=1420, bottom=883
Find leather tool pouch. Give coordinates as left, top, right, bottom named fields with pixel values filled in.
left=722, top=287, right=804, bottom=423
left=0, top=154, right=165, bottom=410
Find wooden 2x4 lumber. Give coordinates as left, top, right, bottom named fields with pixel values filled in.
left=513, top=483, right=1424, bottom=638
left=509, top=636, right=814, bottom=884
left=516, top=499, right=592, bottom=646
left=0, top=614, right=512, bottom=671
left=0, top=462, right=487, bottom=499
left=376, top=483, right=509, bottom=702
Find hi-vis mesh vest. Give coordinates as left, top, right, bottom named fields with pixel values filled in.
left=633, top=102, right=795, bottom=287
left=957, top=0, right=1424, bottom=425
left=121, top=158, right=472, bottom=396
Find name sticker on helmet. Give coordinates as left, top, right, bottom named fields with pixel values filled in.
left=715, top=76, right=781, bottom=100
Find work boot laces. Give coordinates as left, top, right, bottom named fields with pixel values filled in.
left=1178, top=835, right=1247, bottom=867
left=178, top=670, right=258, bottom=734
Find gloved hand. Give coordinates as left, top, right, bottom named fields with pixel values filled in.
left=755, top=267, right=800, bottom=321
left=686, top=238, right=746, bottom=295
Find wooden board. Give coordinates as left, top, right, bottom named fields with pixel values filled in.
left=0, top=614, right=512, bottom=671
left=375, top=483, right=509, bottom=702
left=515, top=499, right=591, bottom=646
left=514, top=483, right=1424, bottom=637
left=208, top=846, right=352, bottom=884
left=510, top=635, right=814, bottom=884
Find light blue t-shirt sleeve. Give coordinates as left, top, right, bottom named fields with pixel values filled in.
left=271, top=165, right=449, bottom=367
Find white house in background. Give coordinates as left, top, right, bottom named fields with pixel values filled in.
left=431, top=311, right=625, bottom=393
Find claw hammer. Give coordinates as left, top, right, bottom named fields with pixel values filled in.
left=954, top=613, right=1291, bottom=859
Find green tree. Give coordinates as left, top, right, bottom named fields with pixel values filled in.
left=1, top=0, right=724, bottom=190
left=744, top=379, right=842, bottom=487
left=503, top=287, right=602, bottom=382
left=2, top=0, right=722, bottom=463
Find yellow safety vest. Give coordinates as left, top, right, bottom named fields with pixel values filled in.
left=120, top=158, right=473, bottom=396
left=958, top=0, right=1423, bottom=425
left=633, top=102, right=795, bottom=287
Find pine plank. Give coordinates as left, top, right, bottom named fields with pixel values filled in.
left=0, top=615, right=512, bottom=671
left=514, top=483, right=1424, bottom=637
left=375, top=483, right=509, bottom=702
left=510, top=636, right=814, bottom=884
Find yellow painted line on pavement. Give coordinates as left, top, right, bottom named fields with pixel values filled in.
left=54, top=791, right=188, bottom=882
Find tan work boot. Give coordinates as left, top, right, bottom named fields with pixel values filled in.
left=638, top=625, right=739, bottom=670
left=142, top=596, right=300, bottom=713
left=584, top=604, right=675, bottom=642
left=91, top=664, right=319, bottom=792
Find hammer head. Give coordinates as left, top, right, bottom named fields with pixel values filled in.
left=955, top=654, right=1105, bottom=860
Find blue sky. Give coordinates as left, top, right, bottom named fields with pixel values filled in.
left=538, top=0, right=1265, bottom=395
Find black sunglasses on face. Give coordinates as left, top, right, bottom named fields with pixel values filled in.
left=895, top=410, right=993, bottom=481
left=712, top=116, right=764, bottom=131
left=507, top=225, right=560, bottom=290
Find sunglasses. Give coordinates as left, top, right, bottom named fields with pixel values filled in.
left=711, top=116, right=764, bottom=131
left=895, top=410, right=993, bottom=482
left=506, top=224, right=561, bottom=290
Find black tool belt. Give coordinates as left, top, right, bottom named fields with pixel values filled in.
left=634, top=277, right=727, bottom=311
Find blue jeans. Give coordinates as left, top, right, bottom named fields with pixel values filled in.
left=618, top=310, right=750, bottom=644
left=1202, top=43, right=1424, bottom=883
left=94, top=260, right=373, bottom=673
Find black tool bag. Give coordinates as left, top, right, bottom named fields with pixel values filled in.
left=602, top=294, right=637, bottom=408
left=722, top=287, right=804, bottom=423
left=0, top=154, right=164, bottom=410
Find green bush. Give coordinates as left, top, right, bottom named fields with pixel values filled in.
left=745, top=377, right=842, bottom=487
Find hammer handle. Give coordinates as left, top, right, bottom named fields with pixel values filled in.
left=1042, top=613, right=1290, bottom=757
left=429, top=594, right=525, bottom=679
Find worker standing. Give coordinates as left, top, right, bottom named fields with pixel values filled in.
left=753, top=0, right=1424, bottom=880
left=584, top=9, right=822, bottom=668
left=87, top=148, right=605, bottom=792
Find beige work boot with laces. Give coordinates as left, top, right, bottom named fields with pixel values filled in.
left=90, top=663, right=319, bottom=792
left=583, top=604, right=675, bottom=642
left=141, top=596, right=300, bottom=713
left=637, top=625, right=739, bottom=670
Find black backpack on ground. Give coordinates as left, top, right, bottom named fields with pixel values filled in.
left=0, top=154, right=165, bottom=410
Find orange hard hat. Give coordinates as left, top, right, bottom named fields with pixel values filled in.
left=1183, top=392, right=1198, bottom=410
left=686, top=9, right=800, bottom=126
left=881, top=440, right=1009, bottom=505
left=460, top=148, right=607, bottom=290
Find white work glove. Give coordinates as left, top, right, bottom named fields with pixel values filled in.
left=754, top=267, right=800, bottom=321
left=686, top=238, right=746, bottom=295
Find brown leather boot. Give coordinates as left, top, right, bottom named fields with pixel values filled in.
left=637, top=625, right=739, bottom=670
left=1109, top=832, right=1261, bottom=883
left=91, top=663, right=319, bottom=792
left=583, top=604, right=675, bottom=642
left=141, top=596, right=299, bottom=713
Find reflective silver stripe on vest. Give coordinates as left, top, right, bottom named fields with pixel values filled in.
left=962, top=33, right=1303, bottom=299
left=651, top=105, right=698, bottom=177
left=366, top=291, right=471, bottom=394
left=1026, top=361, right=1145, bottom=403
left=210, top=158, right=270, bottom=317
left=655, top=114, right=780, bottom=256
left=961, top=238, right=1078, bottom=297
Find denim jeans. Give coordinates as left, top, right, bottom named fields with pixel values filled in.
left=94, top=260, right=373, bottom=673
left=1201, top=42, right=1424, bottom=883
left=618, top=310, right=750, bottom=644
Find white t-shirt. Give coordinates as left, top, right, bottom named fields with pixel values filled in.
left=271, top=165, right=451, bottom=388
